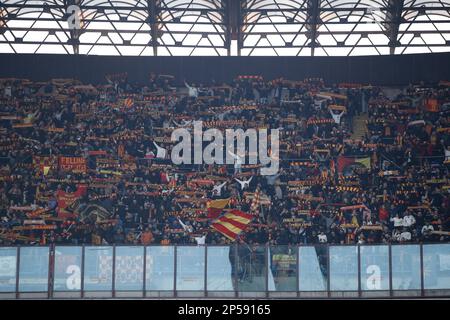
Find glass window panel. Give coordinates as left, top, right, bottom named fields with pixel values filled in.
left=207, top=246, right=234, bottom=291
left=83, top=246, right=113, bottom=291
left=146, top=246, right=174, bottom=291
left=115, top=246, right=144, bottom=291
left=176, top=246, right=205, bottom=291
left=53, top=246, right=82, bottom=292
left=19, top=247, right=49, bottom=292
left=423, top=244, right=450, bottom=290
left=391, top=245, right=421, bottom=290
left=329, top=246, right=358, bottom=291
left=236, top=245, right=266, bottom=292
left=360, top=245, right=390, bottom=291
left=269, top=246, right=297, bottom=292
left=298, top=246, right=328, bottom=291
left=0, top=248, right=17, bottom=292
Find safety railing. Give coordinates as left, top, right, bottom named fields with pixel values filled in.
left=0, top=243, right=449, bottom=299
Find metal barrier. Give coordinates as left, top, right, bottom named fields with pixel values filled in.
left=0, top=243, right=449, bottom=299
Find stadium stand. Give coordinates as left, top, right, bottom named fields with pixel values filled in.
left=0, top=73, right=449, bottom=247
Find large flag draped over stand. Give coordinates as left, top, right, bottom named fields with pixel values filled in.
left=211, top=210, right=253, bottom=241
left=337, top=156, right=371, bottom=174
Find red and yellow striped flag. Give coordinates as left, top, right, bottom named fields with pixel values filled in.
left=123, top=97, right=134, bottom=108
left=206, top=198, right=230, bottom=219
left=250, top=187, right=261, bottom=215
left=211, top=210, right=252, bottom=241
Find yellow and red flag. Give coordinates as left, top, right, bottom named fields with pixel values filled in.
left=250, top=187, right=261, bottom=215
left=206, top=198, right=230, bottom=219
left=211, top=210, right=253, bottom=241
left=123, top=97, right=134, bottom=108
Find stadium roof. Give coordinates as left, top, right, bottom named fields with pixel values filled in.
left=0, top=0, right=449, bottom=56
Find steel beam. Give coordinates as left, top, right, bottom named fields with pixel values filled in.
left=384, top=0, right=405, bottom=55
left=306, top=0, right=321, bottom=56
left=147, top=0, right=159, bottom=56
left=64, top=0, right=81, bottom=54
left=224, top=0, right=242, bottom=56
left=0, top=0, right=449, bottom=56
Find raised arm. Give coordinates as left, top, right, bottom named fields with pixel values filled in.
left=218, top=181, right=227, bottom=188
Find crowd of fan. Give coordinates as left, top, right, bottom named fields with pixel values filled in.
left=0, top=73, right=449, bottom=246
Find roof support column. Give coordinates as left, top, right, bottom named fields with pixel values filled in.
left=384, top=0, right=404, bottom=55
left=225, top=0, right=242, bottom=56
left=65, top=0, right=82, bottom=54
left=147, top=0, right=160, bottom=56
left=306, top=0, right=320, bottom=56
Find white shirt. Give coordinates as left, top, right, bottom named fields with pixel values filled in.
left=195, top=235, right=206, bottom=245
left=212, top=182, right=227, bottom=196
left=445, top=149, right=450, bottom=161
left=318, top=234, right=327, bottom=243
left=403, top=215, right=416, bottom=227
left=421, top=225, right=434, bottom=235
left=330, top=110, right=345, bottom=124
left=153, top=142, right=167, bottom=159
left=391, top=217, right=403, bottom=227
left=185, top=82, right=198, bottom=98
left=400, top=231, right=411, bottom=241
left=4, top=86, right=11, bottom=97
left=234, top=176, right=253, bottom=190
left=314, top=98, right=327, bottom=109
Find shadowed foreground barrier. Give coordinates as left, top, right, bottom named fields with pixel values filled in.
left=0, top=243, right=449, bottom=299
